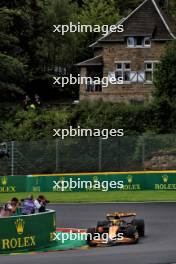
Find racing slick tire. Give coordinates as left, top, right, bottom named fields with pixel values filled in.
left=123, top=226, right=139, bottom=243
left=86, top=228, right=98, bottom=247
left=132, top=219, right=145, bottom=237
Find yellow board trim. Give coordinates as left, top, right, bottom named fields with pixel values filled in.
left=31, top=170, right=176, bottom=177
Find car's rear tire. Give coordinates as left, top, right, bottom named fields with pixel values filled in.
left=132, top=219, right=145, bottom=237
left=124, top=226, right=139, bottom=243
left=124, top=226, right=136, bottom=238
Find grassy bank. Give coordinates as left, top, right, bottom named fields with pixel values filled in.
left=0, top=191, right=176, bottom=203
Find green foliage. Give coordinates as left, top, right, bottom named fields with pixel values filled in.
left=152, top=41, right=176, bottom=134
left=154, top=40, right=176, bottom=104
left=44, top=0, right=78, bottom=69
left=2, top=98, right=175, bottom=141
left=0, top=0, right=77, bottom=101
left=71, top=100, right=152, bottom=134
left=0, top=53, right=26, bottom=100
left=77, top=0, right=121, bottom=59
left=1, top=101, right=154, bottom=141
left=134, top=134, right=176, bottom=161
left=168, top=0, right=176, bottom=19
left=149, top=98, right=176, bottom=134
left=1, top=108, right=72, bottom=141
left=1, top=0, right=176, bottom=140
left=0, top=1, right=47, bottom=100
left=116, top=0, right=143, bottom=15
left=79, top=0, right=120, bottom=27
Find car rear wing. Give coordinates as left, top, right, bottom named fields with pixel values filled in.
left=107, top=212, right=136, bottom=220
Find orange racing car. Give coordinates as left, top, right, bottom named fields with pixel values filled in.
left=86, top=212, right=145, bottom=247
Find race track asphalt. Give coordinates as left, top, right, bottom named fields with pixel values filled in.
left=1, top=202, right=176, bottom=264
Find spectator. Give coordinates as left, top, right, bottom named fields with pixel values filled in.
left=23, top=95, right=31, bottom=110
left=21, top=195, right=35, bottom=215
left=34, top=195, right=49, bottom=213
left=35, top=94, right=41, bottom=106
left=0, top=198, right=19, bottom=217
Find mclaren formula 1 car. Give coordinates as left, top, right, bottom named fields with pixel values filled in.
left=86, top=212, right=145, bottom=247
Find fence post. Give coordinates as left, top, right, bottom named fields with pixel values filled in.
left=98, top=137, right=102, bottom=172
left=55, top=139, right=58, bottom=172
left=142, top=138, right=145, bottom=169
left=11, top=141, right=14, bottom=176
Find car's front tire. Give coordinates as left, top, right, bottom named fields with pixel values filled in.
left=86, top=228, right=98, bottom=247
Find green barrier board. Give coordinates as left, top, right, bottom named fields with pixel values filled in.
left=27, top=172, right=176, bottom=192
left=0, top=171, right=176, bottom=193
left=0, top=176, right=27, bottom=193
left=5, top=231, right=87, bottom=254
left=0, top=210, right=56, bottom=254
left=41, top=231, right=87, bottom=251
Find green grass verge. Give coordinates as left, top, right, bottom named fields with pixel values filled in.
left=0, top=191, right=176, bottom=203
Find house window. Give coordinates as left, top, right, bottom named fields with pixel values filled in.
left=86, top=78, right=102, bottom=92
left=144, top=61, right=159, bottom=83
left=144, top=37, right=151, bottom=47
left=127, top=37, right=151, bottom=48
left=127, top=37, right=135, bottom=47
left=115, top=62, right=131, bottom=83
left=136, top=37, right=143, bottom=46
left=86, top=79, right=94, bottom=92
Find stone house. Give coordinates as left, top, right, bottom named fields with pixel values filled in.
left=77, top=0, right=176, bottom=103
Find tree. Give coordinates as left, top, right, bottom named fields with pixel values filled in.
left=0, top=1, right=48, bottom=101
left=151, top=40, right=176, bottom=133
left=115, top=0, right=142, bottom=15
left=44, top=0, right=78, bottom=71
left=0, top=54, right=26, bottom=101
left=154, top=40, right=176, bottom=104
left=77, top=0, right=121, bottom=60
left=0, top=0, right=80, bottom=102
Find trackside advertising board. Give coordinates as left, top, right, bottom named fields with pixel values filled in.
left=0, top=176, right=27, bottom=193
left=1, top=171, right=176, bottom=193
left=0, top=210, right=56, bottom=253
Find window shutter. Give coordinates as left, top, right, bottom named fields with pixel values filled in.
left=138, top=72, right=145, bottom=83
left=130, top=72, right=137, bottom=83
left=108, top=72, right=116, bottom=82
